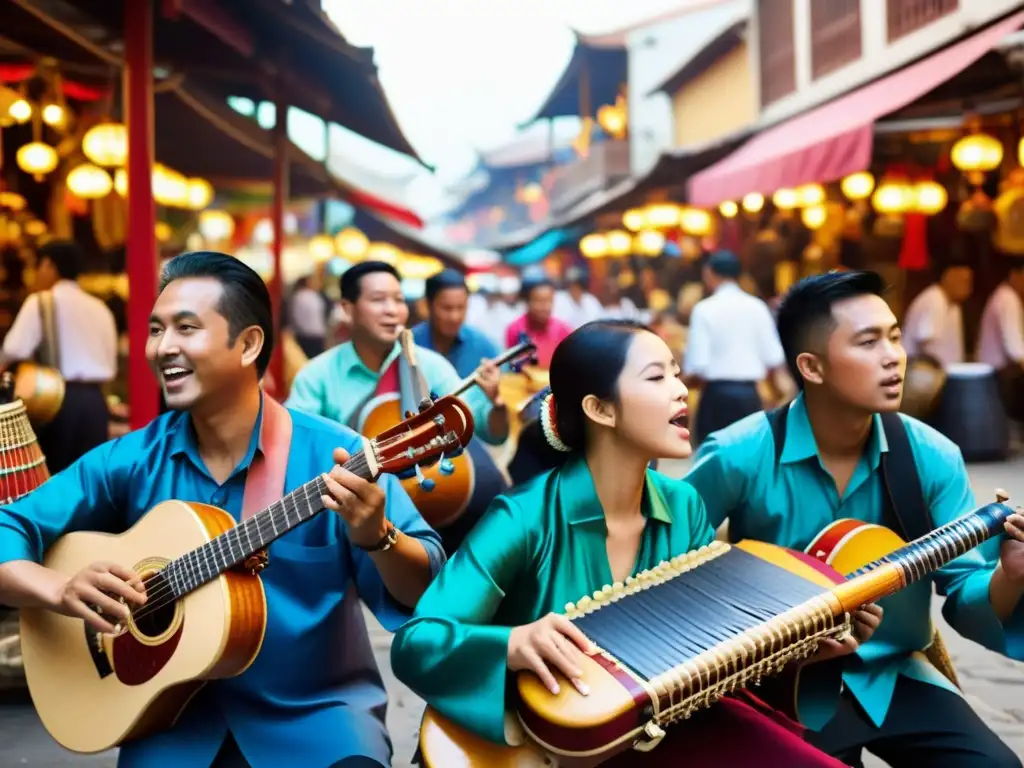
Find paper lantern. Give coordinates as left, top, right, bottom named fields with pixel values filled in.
left=772, top=188, right=799, bottom=210
left=367, top=242, right=400, bottom=264
left=335, top=227, right=369, bottom=260
left=797, top=184, right=825, bottom=207
left=579, top=234, right=608, bottom=259
left=912, top=181, right=948, bottom=215
left=643, top=204, right=681, bottom=228
left=606, top=230, right=632, bottom=256
left=634, top=230, right=665, bottom=256
left=308, top=235, right=335, bottom=262
left=8, top=99, right=31, bottom=123
left=198, top=210, right=235, bottom=242
left=16, top=142, right=58, bottom=177
left=82, top=123, right=127, bottom=167
left=680, top=208, right=712, bottom=236
left=186, top=178, right=214, bottom=211
left=114, top=168, right=127, bottom=196
left=718, top=201, right=738, bottom=218
left=66, top=164, right=113, bottom=199
left=872, top=181, right=914, bottom=215
left=801, top=205, right=827, bottom=230
left=741, top=193, right=764, bottom=213
left=622, top=208, right=645, bottom=231
left=841, top=172, right=875, bottom=200
left=951, top=132, right=1002, bottom=184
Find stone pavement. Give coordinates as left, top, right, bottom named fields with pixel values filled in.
left=3, top=455, right=1024, bottom=767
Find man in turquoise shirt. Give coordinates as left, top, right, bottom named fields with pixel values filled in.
left=686, top=270, right=1024, bottom=768
left=287, top=261, right=510, bottom=555
left=0, top=252, right=445, bottom=768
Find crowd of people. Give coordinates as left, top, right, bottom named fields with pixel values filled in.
left=0, top=247, right=1020, bottom=768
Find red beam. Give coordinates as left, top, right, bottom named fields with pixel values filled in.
left=124, top=0, right=159, bottom=430
left=269, top=98, right=289, bottom=400
left=175, top=0, right=256, bottom=59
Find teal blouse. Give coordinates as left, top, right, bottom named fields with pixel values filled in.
left=390, top=455, right=720, bottom=744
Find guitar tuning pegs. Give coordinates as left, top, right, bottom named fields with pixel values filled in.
left=996, top=488, right=1010, bottom=503
left=404, top=410, right=415, bottom=420
left=414, top=464, right=435, bottom=492
left=418, top=397, right=434, bottom=413
left=439, top=458, right=455, bottom=476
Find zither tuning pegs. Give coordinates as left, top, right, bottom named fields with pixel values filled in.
left=996, top=488, right=1010, bottom=503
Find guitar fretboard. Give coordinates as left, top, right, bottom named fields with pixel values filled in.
left=160, top=450, right=374, bottom=596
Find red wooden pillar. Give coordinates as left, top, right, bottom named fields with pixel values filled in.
left=124, top=0, right=159, bottom=430
left=268, top=97, right=289, bottom=398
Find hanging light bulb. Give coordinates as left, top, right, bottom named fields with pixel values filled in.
left=335, top=227, right=369, bottom=261
left=198, top=210, right=235, bottom=242
left=186, top=178, right=214, bottom=210
left=41, top=104, right=65, bottom=128
left=8, top=100, right=32, bottom=123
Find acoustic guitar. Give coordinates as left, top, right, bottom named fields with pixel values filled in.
left=19, top=394, right=475, bottom=754
left=416, top=491, right=1013, bottom=767
left=360, top=332, right=536, bottom=530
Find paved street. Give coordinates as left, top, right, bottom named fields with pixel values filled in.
left=2, top=454, right=1024, bottom=767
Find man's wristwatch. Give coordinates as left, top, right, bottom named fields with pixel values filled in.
left=358, top=523, right=398, bottom=552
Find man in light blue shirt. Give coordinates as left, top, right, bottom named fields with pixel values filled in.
left=411, top=269, right=501, bottom=380
left=686, top=270, right=1024, bottom=768
left=287, top=261, right=510, bottom=555
left=0, top=252, right=445, bottom=768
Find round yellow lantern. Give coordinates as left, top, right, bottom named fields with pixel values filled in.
left=606, top=230, right=633, bottom=257
left=718, top=201, right=738, bottom=218
left=772, top=188, right=799, bottom=210
left=114, top=168, right=127, bottom=196
left=309, top=235, right=335, bottom=262
left=872, top=181, right=914, bottom=215
left=634, top=230, right=665, bottom=256
left=622, top=208, right=646, bottom=231
left=801, top=205, right=827, bottom=230
left=840, top=172, right=875, bottom=201
left=335, top=227, right=369, bottom=261
left=644, top=204, right=681, bottom=229
left=950, top=132, right=1003, bottom=185
left=741, top=193, right=764, bottom=214
left=82, top=122, right=128, bottom=167
left=797, top=184, right=825, bottom=207
left=579, top=234, right=608, bottom=259
left=66, top=164, right=113, bottom=199
left=912, top=181, right=948, bottom=215
left=8, top=99, right=31, bottom=123
left=16, top=142, right=58, bottom=177
left=186, top=178, right=214, bottom=211
left=680, top=208, right=712, bottom=236
left=198, top=210, right=235, bottom=242
left=366, top=242, right=400, bottom=264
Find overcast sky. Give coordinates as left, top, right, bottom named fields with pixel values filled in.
left=319, top=0, right=694, bottom=215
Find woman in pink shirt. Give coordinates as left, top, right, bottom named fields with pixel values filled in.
left=505, top=278, right=572, bottom=368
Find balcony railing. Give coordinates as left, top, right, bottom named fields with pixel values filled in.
left=758, top=0, right=797, bottom=106
left=887, top=0, right=958, bottom=42
left=546, top=140, right=631, bottom=214
left=811, top=0, right=863, bottom=79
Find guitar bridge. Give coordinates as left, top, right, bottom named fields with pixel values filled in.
left=240, top=549, right=269, bottom=575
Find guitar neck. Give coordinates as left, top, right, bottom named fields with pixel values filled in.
left=833, top=501, right=1013, bottom=609
left=161, top=449, right=376, bottom=597
left=448, top=342, right=534, bottom=399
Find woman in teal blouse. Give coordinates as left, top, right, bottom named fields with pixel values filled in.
left=392, top=320, right=876, bottom=767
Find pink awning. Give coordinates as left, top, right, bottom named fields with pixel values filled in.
left=688, top=9, right=1024, bottom=207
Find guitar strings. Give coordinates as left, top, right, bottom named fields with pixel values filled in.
left=124, top=424, right=455, bottom=626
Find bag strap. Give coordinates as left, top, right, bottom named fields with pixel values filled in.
left=242, top=393, right=293, bottom=520
left=878, top=412, right=934, bottom=541
left=36, top=290, right=60, bottom=369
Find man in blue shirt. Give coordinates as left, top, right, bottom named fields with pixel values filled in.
left=685, top=270, right=1024, bottom=768
left=0, top=252, right=445, bottom=768
left=411, top=269, right=501, bottom=380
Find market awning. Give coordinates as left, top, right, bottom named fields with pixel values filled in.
left=688, top=8, right=1024, bottom=207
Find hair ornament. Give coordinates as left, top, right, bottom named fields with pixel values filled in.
left=540, top=390, right=572, bottom=453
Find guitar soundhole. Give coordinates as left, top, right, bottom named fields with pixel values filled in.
left=133, top=596, right=177, bottom=639
left=132, top=570, right=177, bottom=639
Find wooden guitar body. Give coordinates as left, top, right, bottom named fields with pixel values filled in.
left=361, top=394, right=474, bottom=529
left=20, top=500, right=266, bottom=754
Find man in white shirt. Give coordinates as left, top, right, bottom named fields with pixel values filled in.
left=0, top=240, right=117, bottom=473
left=977, top=261, right=1024, bottom=423
left=684, top=250, right=790, bottom=445
left=552, top=266, right=603, bottom=329
left=902, top=263, right=973, bottom=368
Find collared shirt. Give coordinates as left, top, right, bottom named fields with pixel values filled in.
left=504, top=314, right=572, bottom=369
left=0, top=394, right=445, bottom=768
left=3, top=279, right=117, bottom=381
left=902, top=284, right=965, bottom=368
left=390, top=455, right=712, bottom=745
left=977, top=282, right=1024, bottom=369
left=683, top=282, right=784, bottom=382
left=285, top=340, right=503, bottom=445
left=410, top=321, right=499, bottom=379
left=552, top=290, right=603, bottom=330
left=684, top=393, right=1024, bottom=728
